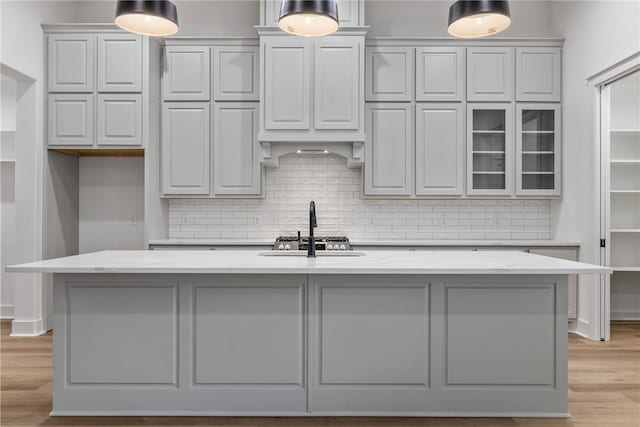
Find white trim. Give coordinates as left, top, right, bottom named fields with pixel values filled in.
left=611, top=312, right=640, bottom=321
left=571, top=318, right=594, bottom=341
left=0, top=305, right=14, bottom=319
left=10, top=318, right=46, bottom=336
left=587, top=51, right=640, bottom=86
left=366, top=37, right=564, bottom=48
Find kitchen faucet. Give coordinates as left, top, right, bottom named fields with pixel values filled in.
left=308, top=201, right=317, bottom=258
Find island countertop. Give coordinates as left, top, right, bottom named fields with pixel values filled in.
left=6, top=249, right=610, bottom=275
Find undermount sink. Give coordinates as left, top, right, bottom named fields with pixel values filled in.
left=259, top=251, right=366, bottom=257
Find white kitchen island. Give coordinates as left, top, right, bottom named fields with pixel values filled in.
left=8, top=250, right=609, bottom=417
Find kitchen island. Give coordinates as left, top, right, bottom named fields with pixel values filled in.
left=8, top=250, right=609, bottom=417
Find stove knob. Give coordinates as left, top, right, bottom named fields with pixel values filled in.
left=327, top=244, right=333, bottom=250
left=284, top=244, right=291, bottom=250
left=278, top=244, right=285, bottom=250
left=339, top=244, right=346, bottom=250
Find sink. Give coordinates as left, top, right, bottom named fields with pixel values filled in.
left=259, top=251, right=365, bottom=257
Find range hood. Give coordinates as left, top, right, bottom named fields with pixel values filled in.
left=260, top=141, right=364, bottom=168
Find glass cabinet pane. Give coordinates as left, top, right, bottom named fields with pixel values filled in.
left=471, top=109, right=507, bottom=191
left=517, top=106, right=559, bottom=194
left=522, top=110, right=554, bottom=132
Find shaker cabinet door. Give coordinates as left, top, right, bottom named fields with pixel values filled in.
left=213, top=103, right=261, bottom=195
left=163, top=46, right=211, bottom=101
left=467, top=47, right=514, bottom=102
left=365, top=47, right=414, bottom=101
left=364, top=103, right=413, bottom=196
left=48, top=94, right=94, bottom=146
left=415, top=103, right=464, bottom=195
left=97, top=94, right=143, bottom=146
left=516, top=47, right=561, bottom=102
left=212, top=46, right=259, bottom=101
left=416, top=47, right=465, bottom=102
left=47, top=35, right=95, bottom=92
left=97, top=34, right=142, bottom=92
left=314, top=37, right=361, bottom=130
left=162, top=103, right=210, bottom=195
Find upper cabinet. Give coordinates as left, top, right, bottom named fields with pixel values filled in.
left=365, top=47, right=414, bottom=102
left=97, top=34, right=142, bottom=92
left=262, top=0, right=365, bottom=27
left=48, top=35, right=95, bottom=92
left=259, top=33, right=364, bottom=142
left=163, top=46, right=211, bottom=101
left=516, top=47, right=561, bottom=102
left=415, top=47, right=465, bottom=102
left=467, top=47, right=514, bottom=102
left=212, top=46, right=259, bottom=101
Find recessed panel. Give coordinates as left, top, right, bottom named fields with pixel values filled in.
left=214, top=47, right=258, bottom=100
left=98, top=95, right=142, bottom=145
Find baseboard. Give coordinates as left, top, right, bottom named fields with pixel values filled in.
left=570, top=317, right=596, bottom=340
left=611, top=311, right=640, bottom=321
left=10, top=318, right=46, bottom=336
left=0, top=304, right=14, bottom=319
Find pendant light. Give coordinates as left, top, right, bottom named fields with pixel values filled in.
left=448, top=0, right=511, bottom=38
left=115, top=0, right=179, bottom=37
left=278, top=0, right=339, bottom=37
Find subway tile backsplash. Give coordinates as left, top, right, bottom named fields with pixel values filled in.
left=169, top=154, right=551, bottom=240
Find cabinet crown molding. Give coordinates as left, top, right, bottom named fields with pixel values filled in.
left=366, top=37, right=564, bottom=48
left=42, top=23, right=124, bottom=33
left=255, top=26, right=369, bottom=37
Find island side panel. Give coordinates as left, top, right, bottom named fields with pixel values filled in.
left=310, top=274, right=568, bottom=417
left=52, top=273, right=307, bottom=415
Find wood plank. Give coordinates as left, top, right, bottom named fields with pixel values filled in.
left=48, top=148, right=144, bottom=157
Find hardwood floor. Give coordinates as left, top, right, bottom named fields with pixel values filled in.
left=1, top=320, right=638, bottom=427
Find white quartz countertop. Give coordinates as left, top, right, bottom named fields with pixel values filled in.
left=148, top=239, right=581, bottom=247
left=7, top=250, right=609, bottom=275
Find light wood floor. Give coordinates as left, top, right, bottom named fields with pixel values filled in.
left=1, top=320, right=639, bottom=427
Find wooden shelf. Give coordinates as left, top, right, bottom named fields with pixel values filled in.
left=472, top=130, right=505, bottom=134
left=473, top=171, right=506, bottom=175
left=473, top=151, right=505, bottom=154
left=522, top=171, right=555, bottom=175
left=48, top=148, right=144, bottom=157
left=521, top=130, right=555, bottom=134
left=522, top=151, right=554, bottom=155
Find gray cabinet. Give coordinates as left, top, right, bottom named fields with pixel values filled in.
left=516, top=47, right=561, bottom=102
left=262, top=0, right=364, bottom=27
left=212, top=46, right=259, bottom=101
left=162, top=103, right=210, bottom=195
left=415, top=103, right=464, bottom=196
left=529, top=248, right=577, bottom=320
left=48, top=94, right=94, bottom=146
left=213, top=103, right=261, bottom=195
left=364, top=103, right=412, bottom=196
left=97, top=94, right=142, bottom=146
left=163, top=46, right=211, bottom=101
left=416, top=47, right=465, bottom=102
left=97, top=34, right=142, bottom=92
left=467, top=47, right=514, bottom=102
left=47, top=34, right=95, bottom=92
left=365, top=47, right=413, bottom=102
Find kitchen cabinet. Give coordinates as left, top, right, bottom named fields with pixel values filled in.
left=364, top=103, right=412, bottom=196
left=47, top=34, right=95, bottom=92
left=48, top=94, right=94, bottom=146
left=529, top=248, right=577, bottom=320
left=365, top=47, right=414, bottom=101
left=97, top=94, right=142, bottom=146
left=467, top=103, right=514, bottom=196
left=163, top=46, right=211, bottom=101
left=162, top=103, right=210, bottom=195
left=213, top=103, right=261, bottom=195
left=467, top=47, right=514, bottom=102
left=212, top=46, right=259, bottom=101
left=415, top=47, right=465, bottom=102
left=516, top=104, right=561, bottom=196
left=516, top=47, right=561, bottom=102
left=97, top=34, right=142, bottom=92
left=415, top=103, right=464, bottom=196
left=262, top=0, right=364, bottom=27
left=260, top=34, right=364, bottom=141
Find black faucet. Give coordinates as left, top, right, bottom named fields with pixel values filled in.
left=308, top=201, right=317, bottom=258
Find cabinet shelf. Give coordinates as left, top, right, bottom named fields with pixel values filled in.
left=611, top=129, right=640, bottom=135
left=473, top=150, right=505, bottom=154
left=522, top=171, right=555, bottom=175
left=522, top=151, right=555, bottom=155
left=611, top=229, right=640, bottom=233
left=611, top=160, right=640, bottom=165
left=612, top=267, right=640, bottom=272
left=473, top=171, right=506, bottom=175
left=472, top=130, right=505, bottom=134
left=521, top=130, right=555, bottom=134
left=611, top=190, right=640, bottom=194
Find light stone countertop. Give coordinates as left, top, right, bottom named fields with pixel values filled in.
left=148, top=239, right=581, bottom=247
left=7, top=250, right=608, bottom=275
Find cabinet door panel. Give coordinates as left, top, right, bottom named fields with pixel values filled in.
left=48, top=94, right=94, bottom=146
left=212, top=46, right=259, bottom=101
left=416, top=47, right=465, bottom=102
left=315, top=37, right=360, bottom=130
left=516, top=47, right=561, bottom=102
left=365, top=47, right=413, bottom=101
left=163, top=46, right=210, bottom=101
left=47, top=35, right=94, bottom=92
left=213, top=103, right=261, bottom=195
left=365, top=104, right=412, bottom=196
left=97, top=34, right=142, bottom=92
left=264, top=40, right=311, bottom=130
left=467, top=47, right=514, bottom=102
left=97, top=94, right=142, bottom=146
left=416, top=104, right=464, bottom=195
left=529, top=248, right=577, bottom=319
left=162, top=103, right=210, bottom=195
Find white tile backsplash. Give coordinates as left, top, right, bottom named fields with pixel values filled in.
left=169, top=154, right=551, bottom=240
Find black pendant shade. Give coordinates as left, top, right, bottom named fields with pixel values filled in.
left=448, top=0, right=511, bottom=38
left=115, top=0, right=179, bottom=37
left=279, top=0, right=339, bottom=37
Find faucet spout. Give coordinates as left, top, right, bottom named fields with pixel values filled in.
left=308, top=201, right=317, bottom=258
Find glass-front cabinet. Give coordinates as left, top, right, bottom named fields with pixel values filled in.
left=467, top=104, right=513, bottom=195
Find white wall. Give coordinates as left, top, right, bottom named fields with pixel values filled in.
left=79, top=157, right=145, bottom=253
left=549, top=0, right=640, bottom=339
